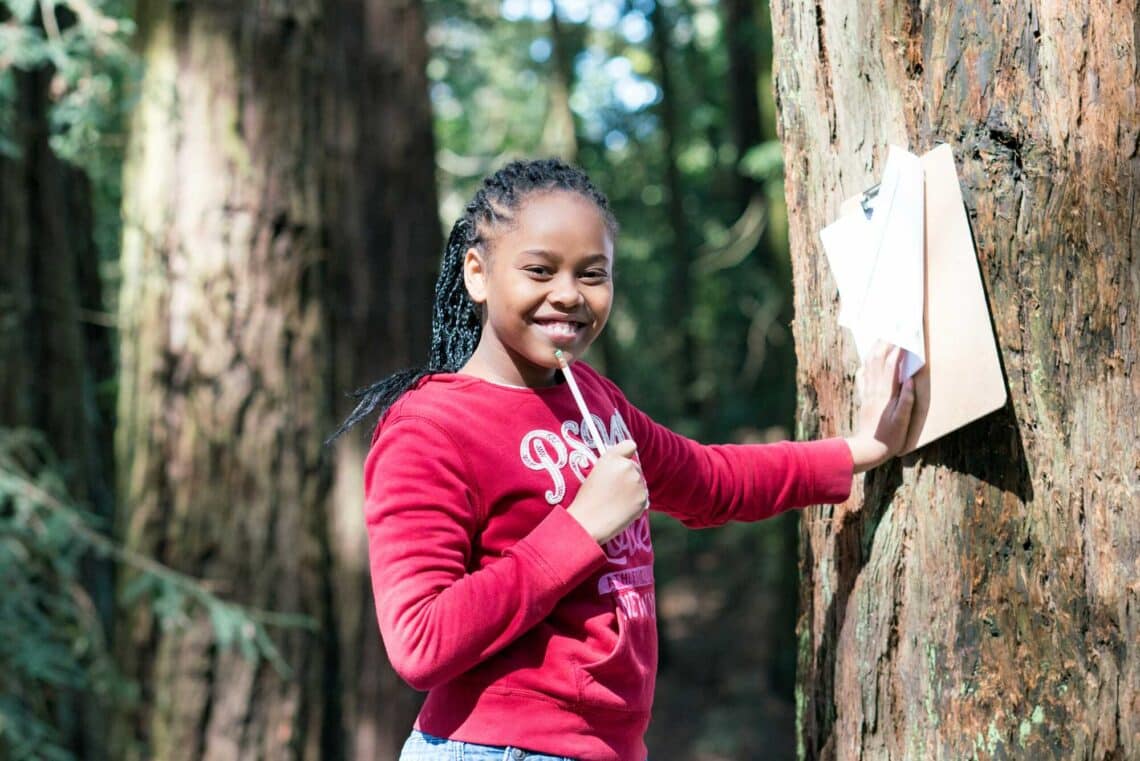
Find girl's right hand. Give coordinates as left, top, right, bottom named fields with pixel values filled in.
left=566, top=440, right=648, bottom=545
left=846, top=341, right=916, bottom=472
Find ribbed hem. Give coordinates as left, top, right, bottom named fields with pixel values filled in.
left=798, top=437, right=854, bottom=504
left=515, top=506, right=608, bottom=592
left=416, top=681, right=649, bottom=761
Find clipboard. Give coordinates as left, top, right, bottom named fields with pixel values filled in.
left=834, top=144, right=1006, bottom=453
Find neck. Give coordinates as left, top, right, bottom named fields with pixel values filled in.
left=460, top=344, right=559, bottom=388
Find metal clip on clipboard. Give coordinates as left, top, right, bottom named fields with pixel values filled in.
left=860, top=183, right=881, bottom=218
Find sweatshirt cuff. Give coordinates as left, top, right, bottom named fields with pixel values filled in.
left=515, top=507, right=608, bottom=592
left=799, top=437, right=854, bottom=504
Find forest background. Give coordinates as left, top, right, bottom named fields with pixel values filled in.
left=1, top=0, right=807, bottom=759
left=9, top=0, right=1137, bottom=758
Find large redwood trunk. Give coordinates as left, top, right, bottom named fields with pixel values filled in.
left=770, top=1, right=1139, bottom=758
left=116, top=2, right=334, bottom=757
left=117, top=0, right=440, bottom=756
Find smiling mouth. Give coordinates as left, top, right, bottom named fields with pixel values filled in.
left=533, top=318, right=587, bottom=342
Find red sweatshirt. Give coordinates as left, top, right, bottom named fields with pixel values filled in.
left=363, top=363, right=852, bottom=761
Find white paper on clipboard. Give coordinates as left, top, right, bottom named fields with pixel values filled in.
left=819, top=145, right=926, bottom=380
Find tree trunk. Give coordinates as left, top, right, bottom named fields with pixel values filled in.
left=116, top=2, right=335, bottom=757
left=648, top=1, right=699, bottom=422
left=540, top=7, right=579, bottom=162
left=770, top=1, right=1139, bottom=759
left=0, top=42, right=113, bottom=537
left=0, top=46, right=115, bottom=761
left=322, top=0, right=438, bottom=757
left=721, top=0, right=766, bottom=207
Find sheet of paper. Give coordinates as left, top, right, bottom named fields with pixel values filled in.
left=819, top=145, right=926, bottom=379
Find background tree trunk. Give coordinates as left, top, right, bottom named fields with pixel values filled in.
left=116, top=2, right=335, bottom=757
left=322, top=0, right=439, bottom=757
left=770, top=1, right=1138, bottom=759
left=0, top=45, right=115, bottom=761
left=721, top=0, right=765, bottom=208
left=540, top=5, right=579, bottom=162
left=648, top=1, right=699, bottom=422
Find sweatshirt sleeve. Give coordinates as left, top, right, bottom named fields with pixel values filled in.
left=607, top=387, right=853, bottom=527
left=363, top=415, right=606, bottom=691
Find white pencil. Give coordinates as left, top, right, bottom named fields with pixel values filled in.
left=554, top=349, right=607, bottom=454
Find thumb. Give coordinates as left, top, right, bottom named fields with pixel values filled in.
left=609, top=439, right=638, bottom=459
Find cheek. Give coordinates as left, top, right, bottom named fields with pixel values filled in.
left=590, top=288, right=614, bottom=323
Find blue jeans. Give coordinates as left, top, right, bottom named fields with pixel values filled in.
left=398, top=730, right=577, bottom=761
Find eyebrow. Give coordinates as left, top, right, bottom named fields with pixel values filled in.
left=520, top=249, right=611, bottom=265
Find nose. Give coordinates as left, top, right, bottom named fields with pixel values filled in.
left=548, top=273, right=583, bottom=309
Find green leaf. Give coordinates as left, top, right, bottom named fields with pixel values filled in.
left=740, top=140, right=785, bottom=182
left=4, top=0, right=39, bottom=23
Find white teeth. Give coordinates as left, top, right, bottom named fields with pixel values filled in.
left=536, top=321, right=580, bottom=337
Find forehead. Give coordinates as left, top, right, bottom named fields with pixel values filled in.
left=490, top=190, right=613, bottom=255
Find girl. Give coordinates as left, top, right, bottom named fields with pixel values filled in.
left=336, top=158, right=914, bottom=761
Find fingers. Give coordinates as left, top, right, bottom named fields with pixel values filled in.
left=889, top=346, right=905, bottom=391
left=894, top=376, right=916, bottom=415
left=866, top=343, right=907, bottom=393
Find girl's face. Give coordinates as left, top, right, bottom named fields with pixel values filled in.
left=462, top=190, right=614, bottom=387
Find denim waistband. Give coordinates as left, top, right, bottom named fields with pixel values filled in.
left=398, top=730, right=577, bottom=761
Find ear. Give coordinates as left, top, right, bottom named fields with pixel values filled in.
left=463, top=247, right=489, bottom=304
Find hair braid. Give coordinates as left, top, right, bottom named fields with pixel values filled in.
left=326, top=158, right=616, bottom=443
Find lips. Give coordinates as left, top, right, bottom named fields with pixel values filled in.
left=533, top=317, right=587, bottom=343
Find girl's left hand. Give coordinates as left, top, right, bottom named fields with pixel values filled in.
left=845, top=341, right=916, bottom=473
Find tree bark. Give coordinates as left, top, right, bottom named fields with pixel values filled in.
left=116, top=2, right=335, bottom=757
left=770, top=1, right=1139, bottom=758
left=322, top=0, right=438, bottom=757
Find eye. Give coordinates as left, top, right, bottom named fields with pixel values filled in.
left=523, top=265, right=553, bottom=278
left=580, top=269, right=610, bottom=284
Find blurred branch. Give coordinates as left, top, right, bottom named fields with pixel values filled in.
left=38, top=0, right=61, bottom=43
left=437, top=145, right=514, bottom=178
left=694, top=194, right=767, bottom=274
left=68, top=0, right=120, bottom=35
left=738, top=293, right=783, bottom=386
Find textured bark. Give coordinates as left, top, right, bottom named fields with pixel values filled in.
left=116, top=2, right=334, bottom=758
left=322, top=0, right=438, bottom=757
left=770, top=1, right=1139, bottom=759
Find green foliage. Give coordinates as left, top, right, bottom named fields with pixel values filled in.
left=0, top=429, right=314, bottom=760
left=426, top=0, right=793, bottom=439
left=0, top=429, right=125, bottom=760
left=741, top=139, right=785, bottom=182
left=0, top=0, right=139, bottom=286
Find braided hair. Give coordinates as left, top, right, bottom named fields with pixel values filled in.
left=327, top=158, right=617, bottom=443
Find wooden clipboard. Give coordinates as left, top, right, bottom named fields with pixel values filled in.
left=836, top=144, right=1006, bottom=453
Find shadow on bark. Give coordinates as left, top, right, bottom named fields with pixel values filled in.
left=803, top=459, right=905, bottom=761
left=914, top=400, right=1034, bottom=503
left=803, top=397, right=1032, bottom=760
left=913, top=193, right=1034, bottom=504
